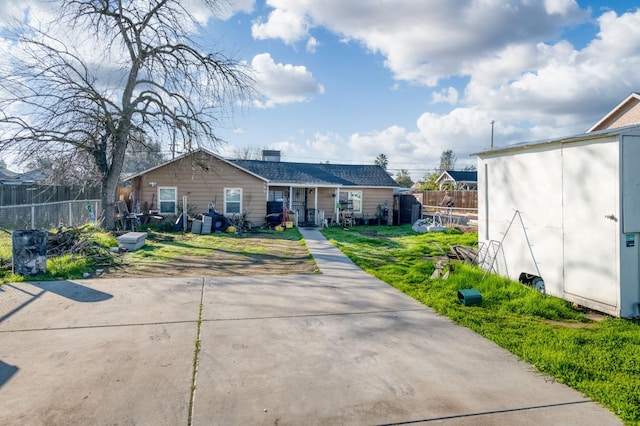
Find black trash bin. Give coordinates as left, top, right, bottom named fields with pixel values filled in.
left=12, top=230, right=47, bottom=276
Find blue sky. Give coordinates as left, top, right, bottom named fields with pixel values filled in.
left=2, top=1, right=640, bottom=180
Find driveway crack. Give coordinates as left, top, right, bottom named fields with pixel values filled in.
left=188, top=278, right=205, bottom=426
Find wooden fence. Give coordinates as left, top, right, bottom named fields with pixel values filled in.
left=0, top=184, right=100, bottom=207
left=410, top=190, right=477, bottom=210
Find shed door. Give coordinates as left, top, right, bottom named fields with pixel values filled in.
left=562, top=142, right=618, bottom=307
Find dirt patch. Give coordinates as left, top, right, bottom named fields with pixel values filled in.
left=104, top=234, right=319, bottom=278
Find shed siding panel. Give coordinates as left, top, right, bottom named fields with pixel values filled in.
left=479, top=145, right=564, bottom=297
left=562, top=140, right=619, bottom=308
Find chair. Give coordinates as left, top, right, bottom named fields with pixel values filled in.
left=116, top=200, right=138, bottom=231
left=340, top=210, right=353, bottom=227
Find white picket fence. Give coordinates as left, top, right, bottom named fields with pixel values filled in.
left=0, top=200, right=101, bottom=231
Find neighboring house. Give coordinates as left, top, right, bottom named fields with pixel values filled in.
left=588, top=92, right=640, bottom=132
left=0, top=167, right=46, bottom=185
left=435, top=170, right=478, bottom=190
left=475, top=93, right=640, bottom=318
left=125, top=149, right=399, bottom=226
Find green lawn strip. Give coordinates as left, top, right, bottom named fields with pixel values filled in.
left=0, top=228, right=118, bottom=282
left=127, top=229, right=302, bottom=264
left=320, top=226, right=640, bottom=425
left=0, top=227, right=306, bottom=283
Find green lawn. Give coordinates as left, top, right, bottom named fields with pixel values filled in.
left=321, top=225, right=640, bottom=426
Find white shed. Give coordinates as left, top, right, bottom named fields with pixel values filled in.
left=476, top=119, right=640, bottom=318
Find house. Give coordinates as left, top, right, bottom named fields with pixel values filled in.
left=124, top=148, right=399, bottom=227
left=588, top=92, right=640, bottom=132
left=435, top=170, right=478, bottom=190
left=475, top=94, right=640, bottom=318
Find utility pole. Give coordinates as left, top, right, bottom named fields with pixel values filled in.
left=490, top=120, right=495, bottom=149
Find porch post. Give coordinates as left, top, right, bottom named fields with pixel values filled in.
left=311, top=188, right=317, bottom=225
left=289, top=186, right=293, bottom=210
left=335, top=187, right=340, bottom=222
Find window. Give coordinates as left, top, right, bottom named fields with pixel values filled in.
left=268, top=190, right=285, bottom=201
left=224, top=188, right=242, bottom=214
left=339, top=191, right=362, bottom=213
left=158, top=187, right=177, bottom=214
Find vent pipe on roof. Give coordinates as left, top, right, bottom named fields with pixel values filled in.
left=262, top=150, right=281, bottom=162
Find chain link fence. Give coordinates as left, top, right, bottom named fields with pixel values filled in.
left=0, top=200, right=101, bottom=231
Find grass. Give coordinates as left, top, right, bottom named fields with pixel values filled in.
left=321, top=225, right=640, bottom=425
left=125, top=227, right=303, bottom=265
left=0, top=226, right=307, bottom=283
left=2, top=223, right=638, bottom=423
left=0, top=228, right=119, bottom=283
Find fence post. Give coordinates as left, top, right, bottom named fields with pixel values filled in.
left=31, top=204, right=35, bottom=230
left=69, top=202, right=74, bottom=227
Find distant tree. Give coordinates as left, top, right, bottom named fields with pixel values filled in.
left=395, top=169, right=414, bottom=188
left=232, top=146, right=276, bottom=160
left=416, top=149, right=458, bottom=190
left=122, top=139, right=166, bottom=175
left=439, top=150, right=456, bottom=172
left=375, top=153, right=389, bottom=170
left=463, top=164, right=477, bottom=171
left=418, top=170, right=439, bottom=191
left=25, top=148, right=100, bottom=188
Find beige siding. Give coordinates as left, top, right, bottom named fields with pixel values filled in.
left=594, top=100, right=640, bottom=131
left=317, top=188, right=337, bottom=221
left=317, top=187, right=394, bottom=224
left=130, top=152, right=267, bottom=225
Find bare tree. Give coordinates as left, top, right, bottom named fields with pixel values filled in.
left=25, top=148, right=101, bottom=188
left=232, top=145, right=269, bottom=160
left=0, top=0, right=253, bottom=229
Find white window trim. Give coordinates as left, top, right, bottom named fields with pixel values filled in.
left=349, top=190, right=363, bottom=213
left=158, top=186, right=177, bottom=215
left=224, top=187, right=242, bottom=215
left=339, top=190, right=363, bottom=214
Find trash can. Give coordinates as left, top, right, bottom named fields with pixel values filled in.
left=12, top=230, right=47, bottom=276
left=458, top=288, right=482, bottom=306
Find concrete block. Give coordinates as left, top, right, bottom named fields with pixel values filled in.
left=117, top=232, right=148, bottom=251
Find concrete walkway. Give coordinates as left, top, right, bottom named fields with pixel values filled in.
left=0, top=228, right=621, bottom=425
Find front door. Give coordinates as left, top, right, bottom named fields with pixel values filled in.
left=291, top=188, right=307, bottom=222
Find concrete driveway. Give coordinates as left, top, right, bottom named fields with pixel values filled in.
left=0, top=228, right=621, bottom=425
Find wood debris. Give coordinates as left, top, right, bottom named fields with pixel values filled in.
left=46, top=226, right=123, bottom=268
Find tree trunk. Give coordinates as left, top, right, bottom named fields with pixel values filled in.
left=101, top=173, right=119, bottom=230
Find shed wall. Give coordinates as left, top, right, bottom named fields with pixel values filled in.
left=479, top=145, right=565, bottom=298
left=478, top=136, right=630, bottom=316
left=561, top=140, right=619, bottom=311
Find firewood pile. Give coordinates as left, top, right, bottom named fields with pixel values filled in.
left=46, top=227, right=122, bottom=268
left=447, top=245, right=478, bottom=264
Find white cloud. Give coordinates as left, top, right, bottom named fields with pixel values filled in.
left=251, top=53, right=324, bottom=108
left=250, top=0, right=587, bottom=86
left=306, top=36, right=319, bottom=53
left=462, top=8, right=640, bottom=138
left=544, top=0, right=579, bottom=16
left=432, top=87, right=459, bottom=105
left=251, top=2, right=310, bottom=45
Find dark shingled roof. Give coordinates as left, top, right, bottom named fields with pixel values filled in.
left=229, top=159, right=399, bottom=187
left=445, top=170, right=477, bottom=182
